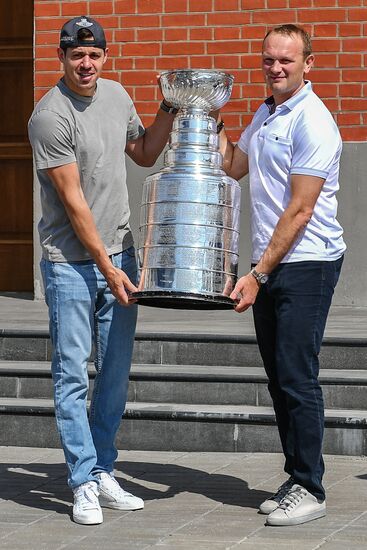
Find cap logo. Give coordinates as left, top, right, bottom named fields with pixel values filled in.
left=76, top=17, right=93, bottom=28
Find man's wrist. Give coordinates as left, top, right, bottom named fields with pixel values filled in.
left=160, top=99, right=179, bottom=115
left=250, top=267, right=269, bottom=286
left=216, top=120, right=225, bottom=134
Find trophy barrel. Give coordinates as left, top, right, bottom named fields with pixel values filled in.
left=132, top=69, right=240, bottom=309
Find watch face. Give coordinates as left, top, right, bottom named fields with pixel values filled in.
left=251, top=268, right=268, bottom=285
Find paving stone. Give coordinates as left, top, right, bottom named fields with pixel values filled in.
left=0, top=529, right=85, bottom=550
left=0, top=523, right=26, bottom=538
left=68, top=540, right=158, bottom=550
left=234, top=543, right=318, bottom=550
left=320, top=541, right=367, bottom=549
left=155, top=540, right=230, bottom=549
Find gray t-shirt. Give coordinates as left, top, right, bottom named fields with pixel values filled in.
left=28, top=77, right=145, bottom=262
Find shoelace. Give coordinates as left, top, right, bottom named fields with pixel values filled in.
left=278, top=485, right=307, bottom=510
left=75, top=482, right=99, bottom=507
left=272, top=477, right=294, bottom=501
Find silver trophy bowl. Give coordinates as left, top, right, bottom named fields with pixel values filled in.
left=159, top=69, right=234, bottom=112
left=132, top=69, right=241, bottom=309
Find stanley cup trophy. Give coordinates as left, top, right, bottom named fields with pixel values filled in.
left=132, top=69, right=241, bottom=309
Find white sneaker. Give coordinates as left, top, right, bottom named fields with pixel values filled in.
left=73, top=481, right=103, bottom=525
left=97, top=472, right=144, bottom=511
left=266, top=484, right=326, bottom=526
left=259, top=476, right=294, bottom=514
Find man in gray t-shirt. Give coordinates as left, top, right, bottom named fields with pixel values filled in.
left=28, top=16, right=178, bottom=526
left=29, top=77, right=143, bottom=262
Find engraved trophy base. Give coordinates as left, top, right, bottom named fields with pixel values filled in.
left=132, top=291, right=235, bottom=310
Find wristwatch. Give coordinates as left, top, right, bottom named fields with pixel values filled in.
left=250, top=268, right=269, bottom=286
left=160, top=99, right=179, bottom=115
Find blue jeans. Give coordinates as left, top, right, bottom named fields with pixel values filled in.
left=41, top=248, right=138, bottom=489
left=252, top=257, right=343, bottom=501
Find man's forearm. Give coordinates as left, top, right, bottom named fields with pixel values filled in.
left=63, top=198, right=115, bottom=277
left=255, top=208, right=311, bottom=274
left=127, top=108, right=175, bottom=167
left=214, top=114, right=249, bottom=180
left=62, top=197, right=137, bottom=304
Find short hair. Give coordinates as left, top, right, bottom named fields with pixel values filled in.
left=263, top=24, right=313, bottom=59
left=61, top=28, right=95, bottom=51
left=77, top=28, right=95, bottom=42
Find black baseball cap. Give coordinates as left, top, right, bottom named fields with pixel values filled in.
left=60, top=16, right=106, bottom=50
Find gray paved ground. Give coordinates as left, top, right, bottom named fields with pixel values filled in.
left=0, top=447, right=366, bottom=550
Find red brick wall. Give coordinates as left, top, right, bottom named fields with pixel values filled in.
left=34, top=0, right=367, bottom=142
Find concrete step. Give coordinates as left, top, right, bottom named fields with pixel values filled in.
left=1, top=327, right=366, bottom=455
left=1, top=361, right=367, bottom=410
left=0, top=329, right=367, bottom=369
left=0, top=397, right=366, bottom=456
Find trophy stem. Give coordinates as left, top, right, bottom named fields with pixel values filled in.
left=180, top=106, right=211, bottom=118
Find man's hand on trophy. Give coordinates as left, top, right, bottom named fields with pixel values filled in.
left=157, top=74, right=179, bottom=114
left=106, top=267, right=138, bottom=306
left=222, top=276, right=235, bottom=301
left=157, top=73, right=164, bottom=98
left=209, top=108, right=220, bottom=122
left=209, top=109, right=225, bottom=136
left=230, top=274, right=260, bottom=313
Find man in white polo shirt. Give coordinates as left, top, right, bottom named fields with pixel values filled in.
left=217, top=24, right=346, bottom=526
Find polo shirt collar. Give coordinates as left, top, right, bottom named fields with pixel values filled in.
left=264, top=80, right=312, bottom=113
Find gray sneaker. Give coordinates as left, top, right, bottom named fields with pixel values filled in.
left=259, top=476, right=294, bottom=514
left=266, top=484, right=326, bottom=526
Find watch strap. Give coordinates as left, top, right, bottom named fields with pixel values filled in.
left=160, top=100, right=179, bottom=115
left=250, top=267, right=269, bottom=286
left=216, top=120, right=225, bottom=134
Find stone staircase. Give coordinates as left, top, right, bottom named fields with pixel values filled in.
left=0, top=328, right=366, bottom=455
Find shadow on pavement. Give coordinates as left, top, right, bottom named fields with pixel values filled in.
left=0, top=459, right=271, bottom=517
left=117, top=460, right=271, bottom=510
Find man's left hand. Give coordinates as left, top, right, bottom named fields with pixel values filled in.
left=230, top=273, right=260, bottom=313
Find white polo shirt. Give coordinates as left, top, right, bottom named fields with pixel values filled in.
left=238, top=81, right=346, bottom=263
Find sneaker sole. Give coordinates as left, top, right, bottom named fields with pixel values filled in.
left=99, top=499, right=144, bottom=511
left=73, top=513, right=103, bottom=525
left=266, top=508, right=326, bottom=526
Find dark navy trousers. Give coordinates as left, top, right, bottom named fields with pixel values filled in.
left=252, top=257, right=343, bottom=501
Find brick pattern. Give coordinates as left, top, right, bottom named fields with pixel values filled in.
left=34, top=0, right=367, bottom=141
